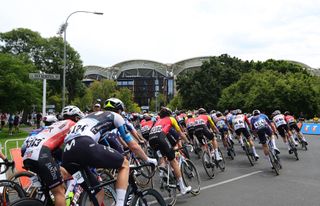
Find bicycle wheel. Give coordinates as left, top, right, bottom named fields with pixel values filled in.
left=156, top=167, right=177, bottom=206
left=268, top=151, right=280, bottom=175
left=9, top=197, right=44, bottom=206
left=192, top=138, right=202, bottom=159
left=201, top=151, right=215, bottom=179
left=9, top=171, right=37, bottom=197
left=216, top=148, right=226, bottom=171
left=227, top=139, right=236, bottom=159
left=131, top=188, right=167, bottom=206
left=181, top=159, right=200, bottom=195
left=97, top=169, right=116, bottom=198
left=289, top=140, right=299, bottom=160
left=0, top=180, right=26, bottom=205
left=243, top=141, right=255, bottom=166
left=78, top=185, right=116, bottom=206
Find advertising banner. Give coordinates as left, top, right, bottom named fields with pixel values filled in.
left=301, top=123, right=320, bottom=135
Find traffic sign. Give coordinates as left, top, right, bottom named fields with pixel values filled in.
left=29, top=73, right=60, bottom=80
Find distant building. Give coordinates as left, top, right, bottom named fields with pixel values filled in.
left=83, top=57, right=319, bottom=107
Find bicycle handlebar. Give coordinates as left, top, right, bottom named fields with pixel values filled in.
left=0, top=160, right=15, bottom=174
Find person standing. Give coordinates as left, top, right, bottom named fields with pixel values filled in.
left=13, top=113, right=20, bottom=134
left=36, top=112, right=42, bottom=129
left=8, top=113, right=14, bottom=135
left=0, top=113, right=6, bottom=132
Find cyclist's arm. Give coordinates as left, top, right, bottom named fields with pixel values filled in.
left=208, top=116, right=219, bottom=133
left=170, top=117, right=189, bottom=143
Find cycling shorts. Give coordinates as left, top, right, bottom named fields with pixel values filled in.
left=288, top=123, right=300, bottom=133
left=256, top=127, right=272, bottom=144
left=235, top=128, right=250, bottom=139
left=277, top=124, right=289, bottom=138
left=149, top=132, right=175, bottom=161
left=62, top=136, right=124, bottom=191
left=23, top=146, right=63, bottom=190
left=194, top=125, right=214, bottom=145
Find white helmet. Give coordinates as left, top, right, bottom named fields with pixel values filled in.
left=43, top=115, right=58, bottom=126
left=62, top=105, right=84, bottom=120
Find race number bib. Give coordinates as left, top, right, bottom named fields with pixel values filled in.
left=273, top=115, right=286, bottom=127
left=149, top=125, right=162, bottom=135
left=253, top=119, right=266, bottom=130
left=233, top=118, right=245, bottom=130
left=194, top=119, right=205, bottom=126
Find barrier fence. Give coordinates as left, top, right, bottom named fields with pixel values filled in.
left=301, top=123, right=320, bottom=135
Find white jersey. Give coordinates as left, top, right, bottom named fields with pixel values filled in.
left=273, top=114, right=287, bottom=128
left=64, top=111, right=125, bottom=143
left=232, top=114, right=247, bottom=130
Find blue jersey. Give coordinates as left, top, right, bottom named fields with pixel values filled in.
left=250, top=114, right=270, bottom=131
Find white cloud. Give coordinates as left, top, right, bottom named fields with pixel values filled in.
left=1, top=0, right=319, bottom=68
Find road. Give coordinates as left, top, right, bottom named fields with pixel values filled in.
left=153, top=135, right=320, bottom=206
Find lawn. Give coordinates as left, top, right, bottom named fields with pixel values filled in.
left=0, top=128, right=29, bottom=160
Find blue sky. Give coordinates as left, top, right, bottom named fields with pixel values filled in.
left=1, top=0, right=319, bottom=68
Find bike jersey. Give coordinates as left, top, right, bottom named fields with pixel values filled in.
left=210, top=113, right=218, bottom=123
left=272, top=114, right=287, bottom=128
left=215, top=116, right=228, bottom=130
left=194, top=114, right=215, bottom=129
left=22, top=120, right=75, bottom=161
left=185, top=117, right=195, bottom=129
left=140, top=120, right=154, bottom=135
left=176, top=113, right=186, bottom=124
left=149, top=117, right=181, bottom=135
left=64, top=111, right=127, bottom=143
left=124, top=118, right=136, bottom=132
left=226, top=113, right=234, bottom=125
left=250, top=114, right=270, bottom=131
left=284, top=115, right=296, bottom=124
left=232, top=114, right=250, bottom=130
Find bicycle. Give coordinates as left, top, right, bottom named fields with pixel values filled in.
left=291, top=129, right=307, bottom=151
left=266, top=135, right=282, bottom=175
left=285, top=131, right=299, bottom=160
left=219, top=131, right=236, bottom=160
left=201, top=137, right=225, bottom=179
left=242, top=135, right=257, bottom=166
left=0, top=161, right=27, bottom=205
left=156, top=145, right=201, bottom=206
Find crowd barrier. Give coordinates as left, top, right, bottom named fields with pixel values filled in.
left=301, top=123, right=320, bottom=135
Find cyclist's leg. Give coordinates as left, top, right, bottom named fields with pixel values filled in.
left=204, top=128, right=222, bottom=160
left=243, top=128, right=259, bottom=158
left=257, top=129, right=273, bottom=167
left=277, top=125, right=292, bottom=152
left=235, top=129, right=244, bottom=147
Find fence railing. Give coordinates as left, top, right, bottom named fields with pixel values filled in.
left=4, top=138, right=25, bottom=158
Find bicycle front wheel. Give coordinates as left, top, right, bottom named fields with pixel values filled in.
left=131, top=188, right=166, bottom=206
left=181, top=159, right=201, bottom=195
left=0, top=180, right=26, bottom=205
left=10, top=197, right=44, bottom=206
left=269, top=152, right=280, bottom=175
left=244, top=142, right=255, bottom=166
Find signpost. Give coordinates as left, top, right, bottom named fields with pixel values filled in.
left=29, top=72, right=60, bottom=116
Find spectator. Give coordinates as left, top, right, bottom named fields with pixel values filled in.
left=0, top=113, right=6, bottom=132
left=93, top=103, right=101, bottom=112
left=13, top=113, right=20, bottom=134
left=36, top=112, right=42, bottom=129
left=27, top=113, right=32, bottom=126
left=8, top=113, right=14, bottom=135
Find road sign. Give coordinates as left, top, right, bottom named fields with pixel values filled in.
left=29, top=73, right=60, bottom=80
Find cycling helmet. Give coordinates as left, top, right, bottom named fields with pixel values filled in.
left=210, top=110, right=216, bottom=114
left=273, top=110, right=281, bottom=115
left=143, top=113, right=151, bottom=121
left=224, top=110, right=229, bottom=115
left=43, top=115, right=58, bottom=126
left=198, top=108, right=207, bottom=114
left=284, top=111, right=290, bottom=115
left=236, top=109, right=242, bottom=114
left=62, top=105, right=84, bottom=120
left=216, top=111, right=222, bottom=117
left=159, top=107, right=172, bottom=118
left=187, top=112, right=193, bottom=118
left=175, top=110, right=181, bottom=116
left=104, top=98, right=125, bottom=112
left=252, top=109, right=260, bottom=116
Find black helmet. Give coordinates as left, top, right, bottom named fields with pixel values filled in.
left=159, top=107, right=172, bottom=118
left=252, top=109, right=260, bottom=116
left=198, top=108, right=207, bottom=114
left=284, top=111, right=290, bottom=115
left=216, top=111, right=222, bottom=117
left=104, top=98, right=125, bottom=112
left=143, top=113, right=151, bottom=121
left=187, top=112, right=193, bottom=118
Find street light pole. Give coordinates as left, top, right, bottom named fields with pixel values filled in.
left=61, top=11, right=103, bottom=108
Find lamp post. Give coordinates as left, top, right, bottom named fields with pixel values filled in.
left=60, top=11, right=103, bottom=108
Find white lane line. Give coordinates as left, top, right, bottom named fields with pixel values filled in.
left=200, top=170, right=262, bottom=191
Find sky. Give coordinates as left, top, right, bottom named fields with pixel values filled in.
left=1, top=0, right=320, bottom=68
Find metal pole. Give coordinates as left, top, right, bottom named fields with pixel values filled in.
left=62, top=11, right=103, bottom=109
left=42, top=75, right=47, bottom=117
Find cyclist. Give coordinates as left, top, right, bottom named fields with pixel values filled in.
left=272, top=110, right=298, bottom=154
left=176, top=110, right=187, bottom=132
left=149, top=107, right=191, bottom=195
left=232, top=109, right=259, bottom=159
left=140, top=113, right=155, bottom=141
left=215, top=111, right=234, bottom=157
left=104, top=99, right=157, bottom=166
left=62, top=100, right=131, bottom=206
left=185, top=112, right=195, bottom=142
left=194, top=108, right=222, bottom=161
left=250, top=109, right=280, bottom=168
left=21, top=105, right=83, bottom=206
left=284, top=111, right=308, bottom=145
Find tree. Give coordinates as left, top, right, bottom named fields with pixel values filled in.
left=0, top=28, right=85, bottom=104
left=166, top=93, right=183, bottom=111
left=114, top=88, right=141, bottom=113
left=0, top=53, right=41, bottom=112
left=218, top=70, right=320, bottom=117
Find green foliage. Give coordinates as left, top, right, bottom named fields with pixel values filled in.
left=166, top=93, right=183, bottom=111
left=0, top=28, right=85, bottom=104
left=218, top=70, right=319, bottom=117
left=0, top=53, right=41, bottom=112
left=149, top=93, right=166, bottom=112
left=114, top=87, right=141, bottom=113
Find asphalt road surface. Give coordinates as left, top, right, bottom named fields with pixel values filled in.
left=152, top=134, right=320, bottom=206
